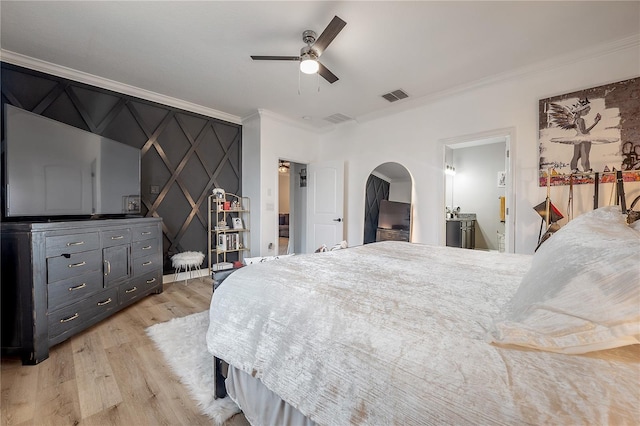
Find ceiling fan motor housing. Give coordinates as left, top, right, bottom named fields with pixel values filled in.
left=302, top=30, right=317, bottom=45
left=300, top=45, right=318, bottom=60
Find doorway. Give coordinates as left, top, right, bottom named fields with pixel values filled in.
left=278, top=159, right=307, bottom=255
left=442, top=128, right=515, bottom=252
left=363, top=162, right=413, bottom=243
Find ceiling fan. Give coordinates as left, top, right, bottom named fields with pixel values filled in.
left=251, top=15, right=347, bottom=84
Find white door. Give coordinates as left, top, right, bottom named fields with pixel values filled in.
left=306, top=160, right=344, bottom=253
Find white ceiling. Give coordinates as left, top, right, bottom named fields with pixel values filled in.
left=1, top=1, right=639, bottom=130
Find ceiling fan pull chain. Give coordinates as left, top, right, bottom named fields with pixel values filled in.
left=317, top=72, right=320, bottom=93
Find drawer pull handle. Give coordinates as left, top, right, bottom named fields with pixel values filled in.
left=104, top=260, right=111, bottom=276
left=125, top=286, right=138, bottom=294
left=66, top=241, right=84, bottom=246
left=68, top=283, right=87, bottom=291
left=146, top=278, right=156, bottom=284
left=68, top=261, right=86, bottom=268
left=142, top=261, right=152, bottom=266
left=97, top=298, right=113, bottom=306
left=142, top=245, right=152, bottom=250
left=141, top=231, right=151, bottom=235
left=111, top=235, right=124, bottom=240
left=60, top=313, right=79, bottom=323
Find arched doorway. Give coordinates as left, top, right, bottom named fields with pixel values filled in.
left=363, top=162, right=413, bottom=244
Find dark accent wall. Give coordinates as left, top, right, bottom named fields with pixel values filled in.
left=1, top=62, right=242, bottom=273
left=363, top=174, right=390, bottom=244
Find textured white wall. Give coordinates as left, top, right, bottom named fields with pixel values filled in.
left=317, top=43, right=640, bottom=253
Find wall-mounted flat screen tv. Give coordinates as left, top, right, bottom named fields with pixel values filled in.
left=378, top=199, right=411, bottom=230
left=3, top=105, right=141, bottom=218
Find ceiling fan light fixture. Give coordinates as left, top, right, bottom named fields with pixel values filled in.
left=300, top=53, right=319, bottom=74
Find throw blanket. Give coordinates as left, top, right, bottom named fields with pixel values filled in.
left=207, top=241, right=639, bottom=425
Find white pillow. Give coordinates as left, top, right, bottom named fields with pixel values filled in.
left=489, top=206, right=640, bottom=354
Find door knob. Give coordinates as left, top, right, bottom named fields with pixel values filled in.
left=333, top=218, right=342, bottom=222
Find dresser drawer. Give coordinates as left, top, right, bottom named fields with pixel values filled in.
left=136, top=270, right=162, bottom=292
left=46, top=249, right=102, bottom=283
left=131, top=238, right=160, bottom=259
left=48, top=288, right=118, bottom=340
left=132, top=252, right=162, bottom=277
left=131, top=225, right=159, bottom=242
left=46, top=232, right=100, bottom=257
left=48, top=270, right=104, bottom=310
left=118, top=281, right=145, bottom=304
left=101, top=228, right=132, bottom=248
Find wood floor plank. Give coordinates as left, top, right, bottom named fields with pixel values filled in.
left=37, top=338, right=76, bottom=390
left=71, top=331, right=123, bottom=419
left=32, top=379, right=82, bottom=426
left=0, top=279, right=243, bottom=425
left=0, top=357, right=40, bottom=425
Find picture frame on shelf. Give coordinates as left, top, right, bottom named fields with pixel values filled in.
left=217, top=234, right=226, bottom=251
left=232, top=217, right=244, bottom=230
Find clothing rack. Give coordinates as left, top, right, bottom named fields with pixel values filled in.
left=540, top=169, right=639, bottom=178
left=541, top=169, right=637, bottom=216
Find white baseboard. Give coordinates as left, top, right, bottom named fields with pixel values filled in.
left=163, top=268, right=210, bottom=284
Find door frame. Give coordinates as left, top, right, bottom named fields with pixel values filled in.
left=439, top=127, right=516, bottom=253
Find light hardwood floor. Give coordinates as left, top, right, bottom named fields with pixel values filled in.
left=1, top=278, right=249, bottom=426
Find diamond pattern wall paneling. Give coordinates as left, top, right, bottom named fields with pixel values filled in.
left=363, top=174, right=390, bottom=244
left=1, top=63, right=242, bottom=273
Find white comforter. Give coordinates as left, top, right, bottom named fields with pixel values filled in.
left=207, top=241, right=640, bottom=425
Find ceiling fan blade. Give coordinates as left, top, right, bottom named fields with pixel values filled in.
left=318, top=62, right=339, bottom=84
left=250, top=55, right=300, bottom=61
left=313, top=15, right=346, bottom=57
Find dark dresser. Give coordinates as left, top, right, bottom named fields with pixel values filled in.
left=1, top=217, right=163, bottom=364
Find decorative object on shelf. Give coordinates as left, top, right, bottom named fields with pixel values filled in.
left=122, top=195, right=141, bottom=213
left=212, top=187, right=226, bottom=199
left=232, top=217, right=244, bottom=229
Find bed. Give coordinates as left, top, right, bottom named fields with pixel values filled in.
left=207, top=206, right=640, bottom=425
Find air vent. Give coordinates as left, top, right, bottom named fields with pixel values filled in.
left=381, top=89, right=409, bottom=103
left=324, top=113, right=353, bottom=124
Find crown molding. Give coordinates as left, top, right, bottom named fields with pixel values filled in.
left=246, top=108, right=332, bottom=134
left=0, top=49, right=242, bottom=125
left=358, top=35, right=640, bottom=124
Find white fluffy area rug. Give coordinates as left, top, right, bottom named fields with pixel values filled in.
left=146, top=311, right=241, bottom=425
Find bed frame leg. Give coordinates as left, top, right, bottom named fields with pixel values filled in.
left=213, top=356, right=227, bottom=399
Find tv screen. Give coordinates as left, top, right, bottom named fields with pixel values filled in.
left=3, top=105, right=141, bottom=218
left=378, top=200, right=411, bottom=230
